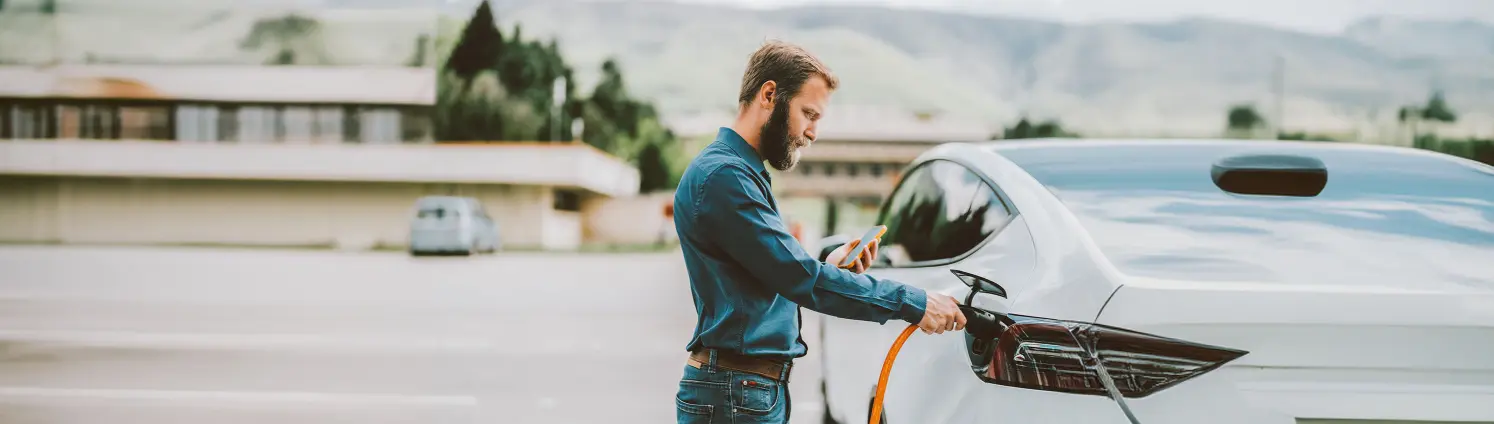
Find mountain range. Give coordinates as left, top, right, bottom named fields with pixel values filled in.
left=465, top=0, right=1494, bottom=137
left=3, top=0, right=1492, bottom=138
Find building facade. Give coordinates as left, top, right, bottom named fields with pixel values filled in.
left=0, top=64, right=639, bottom=251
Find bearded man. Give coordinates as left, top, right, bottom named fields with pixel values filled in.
left=670, top=40, right=965, bottom=424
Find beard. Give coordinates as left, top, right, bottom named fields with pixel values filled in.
left=759, top=98, right=807, bottom=171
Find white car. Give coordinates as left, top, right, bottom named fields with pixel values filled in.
left=817, top=139, right=1494, bottom=424
left=408, top=196, right=501, bottom=256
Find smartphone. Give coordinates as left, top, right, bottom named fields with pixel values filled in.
left=838, top=225, right=888, bottom=269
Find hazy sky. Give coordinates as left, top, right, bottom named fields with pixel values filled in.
left=671, top=0, right=1494, bottom=33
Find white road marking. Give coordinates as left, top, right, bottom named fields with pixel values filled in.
left=0, top=387, right=479, bottom=407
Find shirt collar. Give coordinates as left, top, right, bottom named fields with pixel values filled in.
left=717, top=127, right=771, bottom=180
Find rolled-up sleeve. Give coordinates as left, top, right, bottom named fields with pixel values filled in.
left=694, top=164, right=926, bottom=325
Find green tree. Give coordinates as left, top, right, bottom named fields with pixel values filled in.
left=637, top=143, right=670, bottom=193
left=434, top=71, right=545, bottom=141
left=997, top=117, right=1076, bottom=139
left=1226, top=104, right=1266, bottom=132
left=582, top=59, right=651, bottom=153
left=432, top=0, right=682, bottom=191
left=406, top=34, right=431, bottom=68
left=1414, top=136, right=1494, bottom=166
left=1420, top=91, right=1458, bottom=123
left=444, top=0, right=503, bottom=81
left=1400, top=91, right=1459, bottom=142
left=1276, top=131, right=1337, bottom=142
left=435, top=0, right=576, bottom=142
left=240, top=14, right=330, bottom=66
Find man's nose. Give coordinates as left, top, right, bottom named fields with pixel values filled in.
left=804, top=125, right=817, bottom=143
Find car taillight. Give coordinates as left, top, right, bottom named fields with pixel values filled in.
left=963, top=309, right=1247, bottom=399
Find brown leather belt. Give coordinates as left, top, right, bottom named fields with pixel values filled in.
left=688, top=349, right=792, bottom=383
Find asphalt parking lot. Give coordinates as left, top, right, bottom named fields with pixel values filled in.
left=0, top=246, right=826, bottom=424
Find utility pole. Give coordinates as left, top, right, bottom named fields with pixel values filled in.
left=552, top=77, right=566, bottom=142
left=1272, top=54, right=1285, bottom=139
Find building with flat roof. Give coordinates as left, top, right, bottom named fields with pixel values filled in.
left=0, top=64, right=639, bottom=251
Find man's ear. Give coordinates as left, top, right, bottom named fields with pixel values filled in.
left=758, top=80, right=777, bottom=109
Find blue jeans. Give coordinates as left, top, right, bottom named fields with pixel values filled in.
left=676, top=352, right=792, bottom=423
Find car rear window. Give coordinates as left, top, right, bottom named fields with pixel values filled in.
left=417, top=207, right=456, bottom=219
left=997, top=142, right=1494, bottom=291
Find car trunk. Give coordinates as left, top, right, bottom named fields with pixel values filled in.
left=1096, top=277, right=1494, bottom=423
left=414, top=206, right=460, bottom=232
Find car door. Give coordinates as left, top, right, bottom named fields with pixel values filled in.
left=821, top=158, right=1041, bottom=424
left=466, top=199, right=497, bottom=250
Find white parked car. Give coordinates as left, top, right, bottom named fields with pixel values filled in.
left=408, top=196, right=500, bottom=256
left=817, top=139, right=1494, bottom=424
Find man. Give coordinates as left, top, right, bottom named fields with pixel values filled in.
left=672, top=40, right=966, bottom=424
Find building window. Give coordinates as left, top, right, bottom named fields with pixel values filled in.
left=342, top=105, right=361, bottom=143
left=216, top=105, right=239, bottom=142
left=799, top=162, right=813, bottom=175
left=823, top=163, right=836, bottom=177
left=17, top=102, right=60, bottom=139
left=400, top=107, right=431, bottom=143
left=847, top=162, right=859, bottom=177
left=359, top=107, right=401, bottom=144
left=280, top=106, right=314, bottom=143
left=236, top=106, right=278, bottom=143
left=57, top=104, right=118, bottom=139
left=313, top=106, right=343, bottom=144
left=55, top=104, right=81, bottom=138
left=869, top=163, right=884, bottom=177
left=119, top=105, right=172, bottom=140
left=175, top=104, right=219, bottom=143
left=553, top=189, right=582, bottom=212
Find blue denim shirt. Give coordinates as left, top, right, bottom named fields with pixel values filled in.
left=673, top=127, right=928, bottom=359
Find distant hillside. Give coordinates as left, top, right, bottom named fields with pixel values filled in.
left=3, top=0, right=1491, bottom=137
left=475, top=0, right=1494, bottom=137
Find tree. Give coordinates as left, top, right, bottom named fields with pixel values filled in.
left=1399, top=91, right=1458, bottom=126
left=1421, top=91, right=1458, bottom=123
left=432, top=1, right=683, bottom=191
left=582, top=58, right=650, bottom=153
left=1226, top=104, right=1265, bottom=132
left=444, top=0, right=504, bottom=81
left=997, top=117, right=1077, bottom=139
left=637, top=143, right=670, bottom=193
left=435, top=71, right=545, bottom=141
left=435, top=0, right=577, bottom=142
left=406, top=34, right=431, bottom=68
left=240, top=14, right=330, bottom=66
left=1399, top=91, right=1458, bottom=143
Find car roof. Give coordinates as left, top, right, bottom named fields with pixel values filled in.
left=985, top=138, right=1492, bottom=198
left=414, top=196, right=481, bottom=210
left=983, top=138, right=1494, bottom=292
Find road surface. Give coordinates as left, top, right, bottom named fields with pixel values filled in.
left=0, top=246, right=828, bottom=424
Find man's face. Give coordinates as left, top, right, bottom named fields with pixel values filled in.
left=760, top=76, right=829, bottom=171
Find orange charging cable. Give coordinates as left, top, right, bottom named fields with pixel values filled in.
left=869, top=324, right=921, bottom=424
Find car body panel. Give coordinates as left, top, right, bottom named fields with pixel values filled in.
left=821, top=139, right=1494, bottom=424
left=822, top=141, right=1128, bottom=424
left=408, top=196, right=500, bottom=255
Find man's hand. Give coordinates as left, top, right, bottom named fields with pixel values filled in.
left=824, top=238, right=878, bottom=274
left=917, top=292, right=966, bottom=335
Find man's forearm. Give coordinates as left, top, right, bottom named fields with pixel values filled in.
left=796, top=264, right=927, bottom=325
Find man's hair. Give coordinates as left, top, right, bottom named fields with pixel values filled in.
left=737, top=40, right=839, bottom=108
